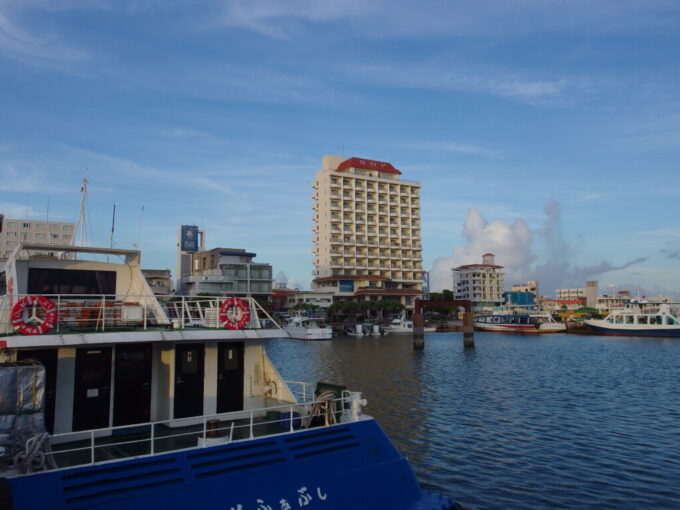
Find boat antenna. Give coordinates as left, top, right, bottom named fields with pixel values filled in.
left=110, top=204, right=116, bottom=249
left=73, top=176, right=89, bottom=247
left=134, top=205, right=144, bottom=250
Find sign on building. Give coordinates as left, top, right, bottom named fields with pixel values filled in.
left=180, top=225, right=199, bottom=252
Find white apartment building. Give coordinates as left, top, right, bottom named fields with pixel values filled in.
left=452, top=253, right=504, bottom=311
left=180, top=247, right=273, bottom=298
left=556, top=288, right=585, bottom=300
left=557, top=281, right=598, bottom=308
left=311, top=155, right=423, bottom=310
left=0, top=217, right=75, bottom=261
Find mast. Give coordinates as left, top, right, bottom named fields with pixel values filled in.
left=73, top=176, right=88, bottom=246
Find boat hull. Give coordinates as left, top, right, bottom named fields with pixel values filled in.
left=583, top=322, right=680, bottom=338
left=7, top=418, right=455, bottom=510
left=283, top=326, right=333, bottom=340
left=474, top=323, right=565, bottom=333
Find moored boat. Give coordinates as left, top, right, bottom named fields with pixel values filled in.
left=283, top=315, right=333, bottom=340
left=474, top=312, right=566, bottom=333
left=387, top=314, right=436, bottom=334
left=0, top=242, right=458, bottom=510
left=583, top=300, right=680, bottom=337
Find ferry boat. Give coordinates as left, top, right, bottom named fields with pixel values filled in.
left=283, top=316, right=333, bottom=340
left=582, top=300, right=680, bottom=337
left=474, top=312, right=566, bottom=333
left=0, top=243, right=459, bottom=510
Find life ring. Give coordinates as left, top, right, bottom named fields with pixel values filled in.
left=219, top=297, right=250, bottom=330
left=11, top=296, right=58, bottom=336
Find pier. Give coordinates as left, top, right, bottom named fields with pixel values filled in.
left=413, top=299, right=473, bottom=349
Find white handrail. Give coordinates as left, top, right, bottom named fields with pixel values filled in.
left=40, top=393, right=363, bottom=472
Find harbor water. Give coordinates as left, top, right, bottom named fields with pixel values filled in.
left=265, top=332, right=680, bottom=510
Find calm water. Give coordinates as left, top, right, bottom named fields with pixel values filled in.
left=264, top=332, right=680, bottom=510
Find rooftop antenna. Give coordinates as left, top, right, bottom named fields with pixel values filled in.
left=110, top=204, right=116, bottom=249
left=46, top=196, right=50, bottom=222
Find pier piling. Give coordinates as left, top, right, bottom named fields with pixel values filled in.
left=412, top=299, right=473, bottom=349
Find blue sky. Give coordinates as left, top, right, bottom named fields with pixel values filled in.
left=1, top=1, right=679, bottom=297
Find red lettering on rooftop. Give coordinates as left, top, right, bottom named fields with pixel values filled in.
left=336, top=157, right=402, bottom=175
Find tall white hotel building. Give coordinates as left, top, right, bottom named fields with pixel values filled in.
left=311, top=155, right=424, bottom=311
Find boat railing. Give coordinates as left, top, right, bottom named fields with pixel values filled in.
left=0, top=293, right=283, bottom=335
left=26, top=391, right=364, bottom=474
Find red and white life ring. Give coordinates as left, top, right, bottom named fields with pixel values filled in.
left=11, top=296, right=58, bottom=336
left=219, top=297, right=250, bottom=330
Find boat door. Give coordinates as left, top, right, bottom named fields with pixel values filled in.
left=216, top=342, right=244, bottom=413
left=73, top=347, right=112, bottom=431
left=174, top=344, right=204, bottom=419
left=16, top=349, right=57, bottom=434
left=113, top=343, right=152, bottom=426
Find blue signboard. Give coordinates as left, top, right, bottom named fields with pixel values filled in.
left=180, top=225, right=199, bottom=252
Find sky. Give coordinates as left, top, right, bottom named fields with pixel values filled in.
left=1, top=1, right=679, bottom=298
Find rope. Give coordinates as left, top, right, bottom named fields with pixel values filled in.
left=302, top=390, right=339, bottom=428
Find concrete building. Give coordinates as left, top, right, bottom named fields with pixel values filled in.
left=511, top=280, right=539, bottom=304
left=142, top=269, right=173, bottom=295
left=180, top=247, right=273, bottom=299
left=311, top=155, right=424, bottom=311
left=452, top=253, right=504, bottom=311
left=0, top=217, right=75, bottom=261
left=584, top=280, right=598, bottom=308
left=556, top=288, right=585, bottom=300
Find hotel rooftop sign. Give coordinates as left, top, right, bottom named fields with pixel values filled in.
left=335, top=157, right=402, bottom=175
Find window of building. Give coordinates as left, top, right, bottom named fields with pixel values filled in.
left=63, top=225, right=72, bottom=231
left=36, top=223, right=45, bottom=229
left=22, top=223, right=30, bottom=228
left=7, top=222, right=16, bottom=228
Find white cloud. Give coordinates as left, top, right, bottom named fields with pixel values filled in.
left=430, top=208, right=535, bottom=292
left=429, top=200, right=650, bottom=295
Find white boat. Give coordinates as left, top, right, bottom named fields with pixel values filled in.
left=387, top=315, right=436, bottom=334
left=583, top=300, right=680, bottom=337
left=283, top=315, right=333, bottom=340
left=474, top=312, right=566, bottom=333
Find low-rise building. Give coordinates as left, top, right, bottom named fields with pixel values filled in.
left=0, top=216, right=75, bottom=261
left=180, top=248, right=272, bottom=299
left=142, top=269, right=173, bottom=295
left=452, top=253, right=504, bottom=312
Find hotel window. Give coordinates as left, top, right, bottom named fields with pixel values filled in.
left=36, top=223, right=45, bottom=229
left=36, top=233, right=45, bottom=240
left=7, top=222, right=16, bottom=228
left=22, top=223, right=30, bottom=228
left=63, top=225, right=72, bottom=231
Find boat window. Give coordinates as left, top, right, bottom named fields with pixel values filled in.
left=638, top=316, right=648, bottom=325
left=656, top=316, right=664, bottom=325
left=625, top=315, right=635, bottom=324
left=614, top=315, right=623, bottom=324
left=28, top=268, right=117, bottom=297
left=668, top=316, right=678, bottom=325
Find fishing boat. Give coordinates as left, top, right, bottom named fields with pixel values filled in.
left=582, top=299, right=680, bottom=337
left=283, top=315, right=333, bottom=340
left=0, top=242, right=458, bottom=510
left=474, top=312, right=566, bottom=333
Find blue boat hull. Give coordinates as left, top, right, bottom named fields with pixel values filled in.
left=7, top=419, right=456, bottom=510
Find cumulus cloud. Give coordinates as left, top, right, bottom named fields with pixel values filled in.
left=430, top=208, right=535, bottom=292
left=274, top=270, right=299, bottom=290
left=430, top=199, right=648, bottom=295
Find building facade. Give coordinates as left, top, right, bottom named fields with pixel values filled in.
left=180, top=248, right=273, bottom=299
left=311, top=155, right=424, bottom=310
left=452, top=253, right=504, bottom=311
left=142, top=269, right=173, bottom=295
left=0, top=217, right=75, bottom=261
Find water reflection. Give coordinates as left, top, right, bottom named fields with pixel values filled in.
left=264, top=333, right=680, bottom=510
